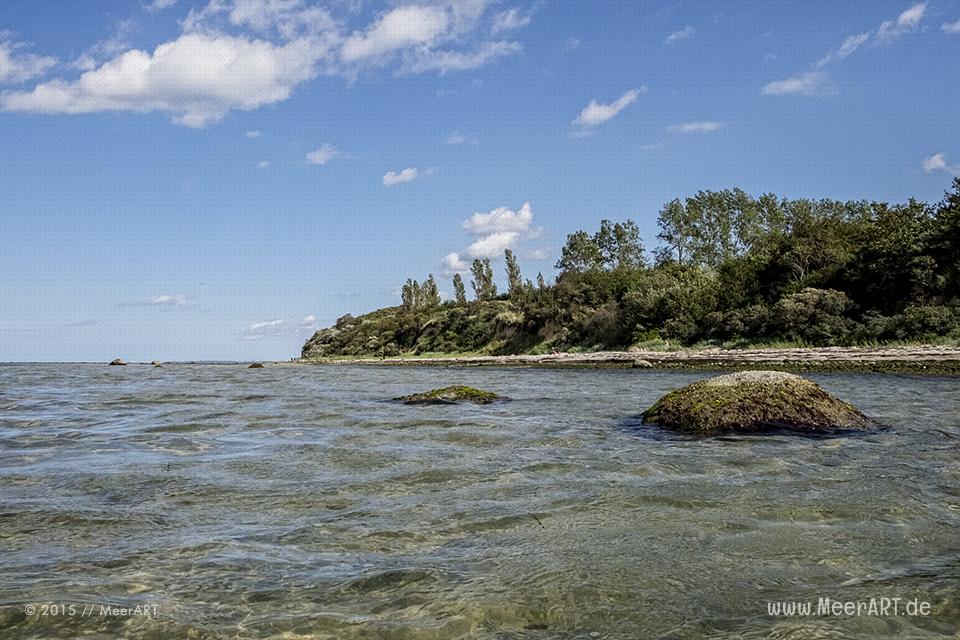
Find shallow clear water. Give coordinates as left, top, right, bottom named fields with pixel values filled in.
left=1, top=364, right=959, bottom=639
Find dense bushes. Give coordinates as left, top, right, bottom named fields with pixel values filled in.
left=302, top=179, right=960, bottom=358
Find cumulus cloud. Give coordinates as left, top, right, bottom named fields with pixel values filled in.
left=665, top=26, right=695, bottom=44
left=442, top=201, right=538, bottom=264
left=573, top=87, right=645, bottom=127
left=922, top=153, right=960, bottom=175
left=383, top=167, right=418, bottom=186
left=1, top=32, right=323, bottom=127
left=492, top=8, right=531, bottom=35
left=943, top=18, right=960, bottom=33
left=306, top=143, right=337, bottom=165
left=342, top=5, right=448, bottom=62
left=0, top=39, right=56, bottom=84
left=762, top=71, right=826, bottom=96
left=669, top=121, right=722, bottom=133
left=462, top=202, right=533, bottom=235
left=442, top=252, right=470, bottom=274
left=2, top=0, right=525, bottom=126
left=467, top=231, right=519, bottom=258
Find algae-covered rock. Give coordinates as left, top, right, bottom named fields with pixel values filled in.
left=395, top=385, right=503, bottom=405
left=109, top=358, right=126, bottom=366
left=642, top=370, right=872, bottom=435
left=248, top=362, right=265, bottom=369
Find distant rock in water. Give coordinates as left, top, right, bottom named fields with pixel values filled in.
left=109, top=359, right=126, bottom=366
left=248, top=362, right=265, bottom=369
left=395, top=385, right=503, bottom=405
left=151, top=360, right=162, bottom=366
left=642, top=370, right=873, bottom=435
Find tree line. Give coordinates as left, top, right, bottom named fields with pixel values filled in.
left=317, top=178, right=960, bottom=357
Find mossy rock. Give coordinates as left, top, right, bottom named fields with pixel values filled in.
left=395, top=385, right=503, bottom=405
left=642, top=370, right=873, bottom=436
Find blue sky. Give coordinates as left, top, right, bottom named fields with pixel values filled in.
left=1, top=0, right=958, bottom=361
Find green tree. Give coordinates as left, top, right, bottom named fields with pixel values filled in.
left=555, top=230, right=603, bottom=273
left=423, top=274, right=441, bottom=307
left=656, top=199, right=697, bottom=265
left=401, top=278, right=416, bottom=310
left=452, top=273, right=467, bottom=304
left=504, top=249, right=523, bottom=298
left=537, top=272, right=546, bottom=290
left=471, top=258, right=497, bottom=301
left=596, top=219, right=645, bottom=270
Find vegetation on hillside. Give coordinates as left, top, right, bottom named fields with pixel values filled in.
left=302, top=179, right=960, bottom=359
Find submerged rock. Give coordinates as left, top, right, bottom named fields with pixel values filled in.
left=248, top=362, right=265, bottom=369
left=109, top=358, right=126, bottom=366
left=395, top=385, right=503, bottom=405
left=642, top=370, right=872, bottom=435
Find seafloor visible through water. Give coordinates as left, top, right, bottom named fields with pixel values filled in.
left=1, top=363, right=958, bottom=639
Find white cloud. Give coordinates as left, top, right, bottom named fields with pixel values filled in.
left=573, top=87, right=645, bottom=127
left=467, top=231, right=519, bottom=258
left=838, top=31, right=871, bottom=58
left=443, top=201, right=540, bottom=267
left=462, top=202, right=533, bottom=235
left=876, top=2, right=926, bottom=43
left=257, top=160, right=269, bottom=169
left=442, top=252, right=470, bottom=274
left=242, top=312, right=319, bottom=338
left=245, top=129, right=261, bottom=138
left=4, top=0, right=526, bottom=126
left=529, top=247, right=551, bottom=260
left=665, top=26, right=695, bottom=44
left=1, top=32, right=324, bottom=127
left=306, top=143, right=337, bottom=165
left=922, top=153, right=960, bottom=175
left=342, top=5, right=448, bottom=62
left=799, top=3, right=928, bottom=91
left=246, top=318, right=285, bottom=331
left=69, top=19, right=137, bottom=71
left=402, top=40, right=521, bottom=74
left=563, top=36, right=580, bottom=50
left=492, top=8, right=531, bottom=35
left=446, top=130, right=466, bottom=144
left=120, top=293, right=189, bottom=307
left=148, top=0, right=177, bottom=12
left=669, top=121, right=722, bottom=133
left=148, top=294, right=188, bottom=306
left=383, top=167, right=418, bottom=186
left=0, top=39, right=56, bottom=84
left=183, top=0, right=339, bottom=40
left=943, top=18, right=960, bottom=33
left=762, top=71, right=825, bottom=96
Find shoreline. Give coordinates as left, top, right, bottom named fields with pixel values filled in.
left=297, top=345, right=960, bottom=376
